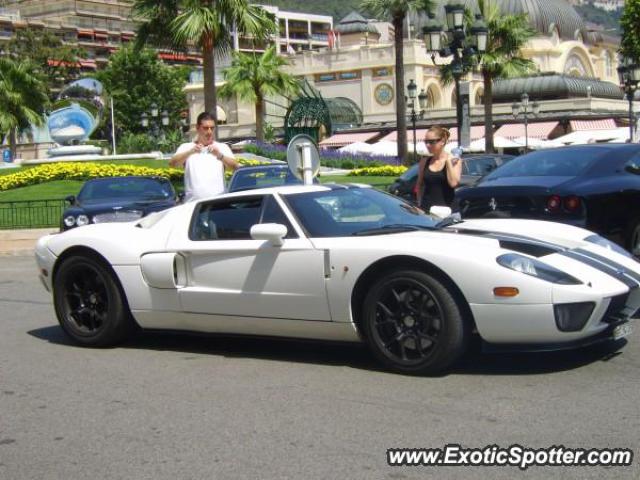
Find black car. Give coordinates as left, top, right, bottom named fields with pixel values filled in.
left=228, top=164, right=318, bottom=193
left=61, top=176, right=177, bottom=231
left=453, top=144, right=640, bottom=255
left=387, top=154, right=515, bottom=202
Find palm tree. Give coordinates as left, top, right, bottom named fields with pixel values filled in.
left=0, top=58, right=48, bottom=159
left=361, top=0, right=435, bottom=162
left=439, top=0, right=536, bottom=153
left=218, top=46, right=300, bottom=142
left=133, top=0, right=276, bottom=122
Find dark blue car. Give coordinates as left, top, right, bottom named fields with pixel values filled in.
left=228, top=164, right=318, bottom=193
left=61, top=176, right=177, bottom=231
left=453, top=144, right=640, bottom=255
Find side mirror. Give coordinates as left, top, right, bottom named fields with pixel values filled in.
left=625, top=162, right=640, bottom=175
left=429, top=206, right=452, bottom=218
left=250, top=223, right=287, bottom=246
left=65, top=195, right=75, bottom=205
left=177, top=192, right=186, bottom=203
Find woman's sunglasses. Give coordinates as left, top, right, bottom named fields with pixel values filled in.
left=425, top=138, right=442, bottom=145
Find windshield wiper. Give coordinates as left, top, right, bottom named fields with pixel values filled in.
left=435, top=214, right=464, bottom=229
left=352, top=224, right=433, bottom=236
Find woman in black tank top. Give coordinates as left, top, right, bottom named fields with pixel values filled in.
left=415, top=126, right=462, bottom=211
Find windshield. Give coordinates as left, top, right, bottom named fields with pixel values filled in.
left=285, top=187, right=439, bottom=237
left=230, top=167, right=312, bottom=191
left=483, top=148, right=606, bottom=180
left=78, top=178, right=174, bottom=202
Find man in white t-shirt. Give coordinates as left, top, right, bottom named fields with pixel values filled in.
left=170, top=112, right=239, bottom=202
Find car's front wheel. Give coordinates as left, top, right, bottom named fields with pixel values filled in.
left=361, top=269, right=469, bottom=375
left=53, top=255, right=134, bottom=347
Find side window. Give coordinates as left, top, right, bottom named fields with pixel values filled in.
left=191, top=197, right=263, bottom=240
left=261, top=196, right=298, bottom=238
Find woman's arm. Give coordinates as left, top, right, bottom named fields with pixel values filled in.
left=445, top=155, right=462, bottom=188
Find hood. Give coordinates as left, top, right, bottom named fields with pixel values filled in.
left=451, top=218, right=589, bottom=251
left=70, top=198, right=176, bottom=216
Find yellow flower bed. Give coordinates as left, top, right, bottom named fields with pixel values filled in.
left=0, top=158, right=266, bottom=191
left=347, top=165, right=407, bottom=177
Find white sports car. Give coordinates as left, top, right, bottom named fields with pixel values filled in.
left=35, top=184, right=639, bottom=374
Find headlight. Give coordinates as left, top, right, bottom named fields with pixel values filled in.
left=584, top=234, right=632, bottom=258
left=63, top=216, right=76, bottom=227
left=76, top=214, right=90, bottom=226
left=497, top=253, right=582, bottom=285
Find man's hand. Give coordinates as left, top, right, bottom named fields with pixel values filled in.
left=205, top=143, right=223, bottom=159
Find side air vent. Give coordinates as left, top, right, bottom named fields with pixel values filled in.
left=499, top=240, right=557, bottom=258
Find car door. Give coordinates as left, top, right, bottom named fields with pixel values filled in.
left=168, top=194, right=332, bottom=321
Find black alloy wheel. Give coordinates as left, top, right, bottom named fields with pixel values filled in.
left=54, top=255, right=134, bottom=347
left=362, top=269, right=468, bottom=375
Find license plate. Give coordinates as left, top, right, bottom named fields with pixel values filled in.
left=613, top=323, right=633, bottom=340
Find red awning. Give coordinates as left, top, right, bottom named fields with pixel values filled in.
left=494, top=121, right=559, bottom=140
left=80, top=60, right=97, bottom=69
left=448, top=126, right=485, bottom=142
left=380, top=129, right=429, bottom=142
left=319, top=131, right=380, bottom=147
left=380, top=126, right=485, bottom=143
left=570, top=119, right=616, bottom=131
left=47, top=59, right=79, bottom=68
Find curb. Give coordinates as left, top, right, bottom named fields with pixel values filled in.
left=0, top=228, right=57, bottom=256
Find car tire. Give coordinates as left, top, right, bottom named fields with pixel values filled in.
left=361, top=269, right=469, bottom=375
left=626, top=219, right=640, bottom=258
left=53, top=255, right=135, bottom=347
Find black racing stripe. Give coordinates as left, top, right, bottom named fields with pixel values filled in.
left=560, top=251, right=639, bottom=289
left=574, top=248, right=640, bottom=285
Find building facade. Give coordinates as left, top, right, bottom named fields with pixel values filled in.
left=186, top=0, right=633, bottom=142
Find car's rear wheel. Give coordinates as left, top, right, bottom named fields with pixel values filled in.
left=53, top=255, right=134, bottom=347
left=361, top=270, right=469, bottom=375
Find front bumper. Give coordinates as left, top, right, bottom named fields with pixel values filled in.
left=481, top=319, right=633, bottom=353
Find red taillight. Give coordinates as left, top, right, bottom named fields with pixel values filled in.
left=563, top=195, right=581, bottom=212
left=547, top=195, right=582, bottom=214
left=547, top=195, right=562, bottom=212
left=412, top=184, right=418, bottom=195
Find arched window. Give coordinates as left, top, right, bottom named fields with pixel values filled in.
left=474, top=87, right=484, bottom=106
left=604, top=50, right=613, bottom=78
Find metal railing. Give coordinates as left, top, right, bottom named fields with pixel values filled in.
left=0, top=199, right=65, bottom=230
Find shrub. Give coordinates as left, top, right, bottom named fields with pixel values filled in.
left=0, top=158, right=266, bottom=191
left=347, top=165, right=407, bottom=177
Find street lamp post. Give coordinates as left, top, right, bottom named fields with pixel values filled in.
left=512, top=92, right=539, bottom=151
left=140, top=103, right=170, bottom=142
left=406, top=79, right=428, bottom=158
left=422, top=8, right=488, bottom=146
left=617, top=58, right=640, bottom=142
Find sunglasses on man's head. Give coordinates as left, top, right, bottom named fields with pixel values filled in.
left=425, top=138, right=442, bottom=145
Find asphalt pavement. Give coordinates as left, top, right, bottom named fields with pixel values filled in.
left=1, top=254, right=639, bottom=480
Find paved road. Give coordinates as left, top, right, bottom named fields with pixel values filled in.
left=1, top=255, right=638, bottom=480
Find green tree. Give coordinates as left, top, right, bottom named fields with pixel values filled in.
left=0, top=58, right=49, bottom=159
left=621, top=0, right=640, bottom=62
left=0, top=28, right=86, bottom=99
left=439, top=0, right=536, bottom=153
left=218, top=46, right=300, bottom=142
left=95, top=46, right=189, bottom=136
left=133, top=0, right=276, bottom=123
left=361, top=0, right=435, bottom=162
